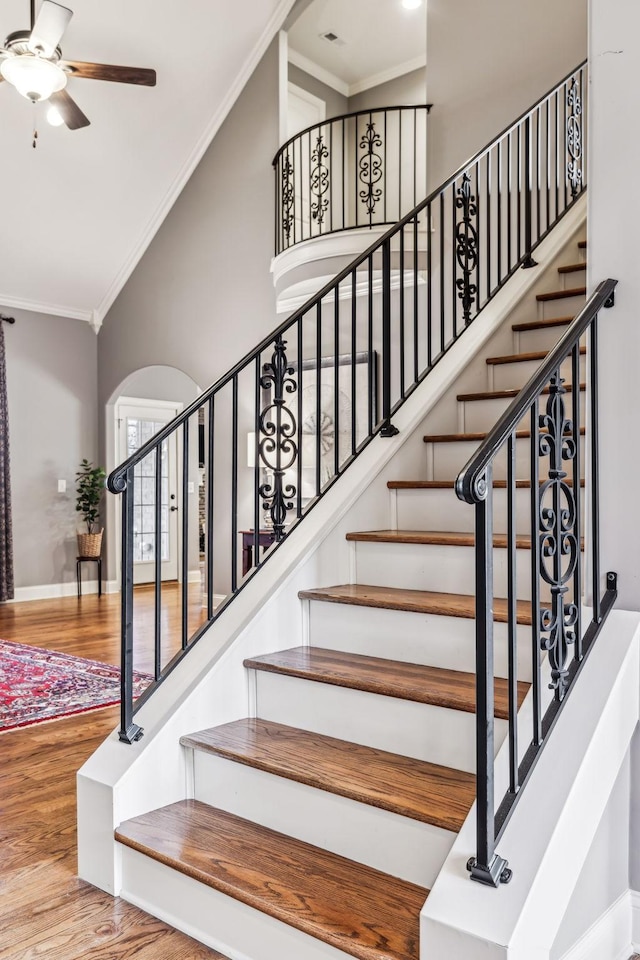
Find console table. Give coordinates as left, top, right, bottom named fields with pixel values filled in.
left=240, top=529, right=275, bottom=576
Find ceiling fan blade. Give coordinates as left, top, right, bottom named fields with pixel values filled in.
left=28, top=1, right=73, bottom=58
left=49, top=88, right=89, bottom=130
left=61, top=60, right=156, bottom=86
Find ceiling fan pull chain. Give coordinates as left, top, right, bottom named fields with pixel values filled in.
left=32, top=103, right=38, bottom=149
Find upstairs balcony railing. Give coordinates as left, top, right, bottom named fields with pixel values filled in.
left=273, top=105, right=430, bottom=255
left=109, top=64, right=596, bottom=892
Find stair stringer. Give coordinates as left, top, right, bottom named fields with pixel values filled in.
left=421, top=608, right=640, bottom=960
left=77, top=199, right=585, bottom=922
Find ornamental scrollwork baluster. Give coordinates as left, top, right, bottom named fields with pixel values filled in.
left=537, top=371, right=579, bottom=700
left=455, top=172, right=479, bottom=325
left=567, top=77, right=583, bottom=198
left=258, top=335, right=297, bottom=541
left=310, top=133, right=330, bottom=226
left=281, top=154, right=295, bottom=244
left=358, top=119, right=383, bottom=219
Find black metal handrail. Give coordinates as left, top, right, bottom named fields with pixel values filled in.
left=273, top=104, right=430, bottom=254
left=109, top=61, right=587, bottom=745
left=455, top=278, right=617, bottom=887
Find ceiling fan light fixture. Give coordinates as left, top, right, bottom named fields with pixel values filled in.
left=0, top=54, right=67, bottom=101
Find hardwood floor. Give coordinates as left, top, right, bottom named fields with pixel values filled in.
left=0, top=589, right=225, bottom=959
left=0, top=582, right=208, bottom=675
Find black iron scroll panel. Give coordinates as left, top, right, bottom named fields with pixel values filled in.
left=455, top=172, right=479, bottom=325
left=567, top=77, right=583, bottom=198
left=310, top=133, right=330, bottom=227
left=281, top=153, right=295, bottom=243
left=358, top=119, right=383, bottom=222
left=537, top=373, right=579, bottom=699
left=258, top=335, right=298, bottom=541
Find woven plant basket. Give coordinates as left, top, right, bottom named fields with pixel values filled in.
left=77, top=529, right=103, bottom=558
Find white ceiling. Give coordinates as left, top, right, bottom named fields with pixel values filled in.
left=0, top=0, right=293, bottom=326
left=288, top=0, right=426, bottom=93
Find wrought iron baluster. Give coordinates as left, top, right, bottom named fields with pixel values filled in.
left=281, top=151, right=295, bottom=245
left=310, top=132, right=330, bottom=227
left=258, top=335, right=297, bottom=540
left=455, top=172, right=479, bottom=325
left=567, top=76, right=583, bottom=198
left=537, top=371, right=579, bottom=700
left=358, top=115, right=383, bottom=224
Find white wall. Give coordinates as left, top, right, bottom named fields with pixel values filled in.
left=4, top=308, right=98, bottom=592
left=427, top=0, right=587, bottom=189
left=589, top=0, right=640, bottom=907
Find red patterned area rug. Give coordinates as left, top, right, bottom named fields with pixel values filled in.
left=0, top=640, right=152, bottom=732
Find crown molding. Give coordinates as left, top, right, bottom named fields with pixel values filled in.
left=0, top=293, right=93, bottom=325
left=93, top=0, right=297, bottom=326
left=348, top=54, right=427, bottom=97
left=287, top=49, right=426, bottom=100
left=287, top=48, right=350, bottom=97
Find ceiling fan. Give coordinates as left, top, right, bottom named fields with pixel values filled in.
left=0, top=0, right=156, bottom=130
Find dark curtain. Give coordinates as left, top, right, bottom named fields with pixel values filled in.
left=0, top=322, right=14, bottom=601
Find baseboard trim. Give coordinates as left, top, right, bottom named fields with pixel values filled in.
left=559, top=890, right=632, bottom=960
left=11, top=581, right=101, bottom=602
left=630, top=889, right=640, bottom=952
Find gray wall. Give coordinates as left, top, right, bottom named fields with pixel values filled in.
left=98, top=36, right=281, bottom=413
left=4, top=308, right=98, bottom=590
left=348, top=67, right=427, bottom=114
left=426, top=0, right=587, bottom=188
left=288, top=64, right=348, bottom=120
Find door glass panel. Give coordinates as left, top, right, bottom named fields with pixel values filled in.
left=127, top=418, right=170, bottom=564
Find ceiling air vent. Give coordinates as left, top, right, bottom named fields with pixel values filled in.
left=320, top=31, right=345, bottom=46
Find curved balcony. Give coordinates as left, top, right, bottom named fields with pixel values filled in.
left=273, top=105, right=430, bottom=257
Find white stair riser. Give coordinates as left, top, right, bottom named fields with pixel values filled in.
left=252, top=670, right=508, bottom=772
left=490, top=354, right=586, bottom=392
left=559, top=269, right=586, bottom=289
left=514, top=325, right=571, bottom=353
left=187, top=750, right=454, bottom=888
left=392, top=485, right=584, bottom=535
left=461, top=392, right=586, bottom=433
left=540, top=293, right=586, bottom=320
left=119, top=845, right=356, bottom=960
left=351, top=539, right=579, bottom=601
left=426, top=436, right=585, bottom=481
left=307, top=600, right=533, bottom=681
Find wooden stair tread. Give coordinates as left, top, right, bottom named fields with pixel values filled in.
left=298, top=583, right=533, bottom=625
left=423, top=427, right=585, bottom=443
left=347, top=529, right=532, bottom=549
left=387, top=479, right=584, bottom=489
left=536, top=286, right=586, bottom=302
left=116, top=800, right=426, bottom=960
left=181, top=719, right=475, bottom=831
left=457, top=382, right=585, bottom=402
left=511, top=315, right=574, bottom=332
left=244, top=647, right=528, bottom=719
left=558, top=262, right=587, bottom=274
left=578, top=240, right=587, bottom=249
left=486, top=346, right=586, bottom=365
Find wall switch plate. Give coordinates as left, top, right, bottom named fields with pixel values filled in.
left=58, top=479, right=66, bottom=493
left=188, top=481, right=195, bottom=494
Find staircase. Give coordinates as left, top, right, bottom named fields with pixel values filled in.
left=112, top=242, right=588, bottom=959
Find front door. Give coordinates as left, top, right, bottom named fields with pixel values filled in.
left=116, top=398, right=181, bottom=584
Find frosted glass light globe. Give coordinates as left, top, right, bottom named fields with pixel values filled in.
left=0, top=55, right=67, bottom=102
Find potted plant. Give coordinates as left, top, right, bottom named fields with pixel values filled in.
left=75, top=459, right=107, bottom=557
